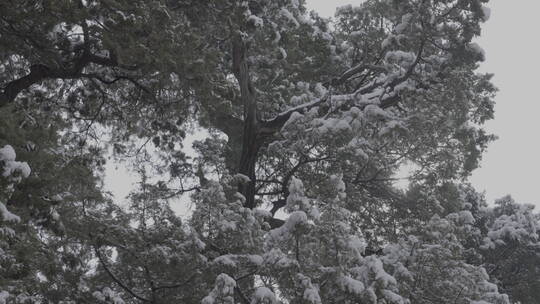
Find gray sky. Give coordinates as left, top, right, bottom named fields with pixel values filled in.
left=106, top=1, right=540, bottom=209
left=467, top=1, right=540, bottom=207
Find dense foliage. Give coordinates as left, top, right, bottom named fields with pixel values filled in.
left=1, top=0, right=538, bottom=303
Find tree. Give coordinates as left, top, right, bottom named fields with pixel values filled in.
left=477, top=196, right=540, bottom=303
left=2, top=0, right=537, bottom=303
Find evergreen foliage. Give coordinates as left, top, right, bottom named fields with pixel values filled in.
left=1, top=0, right=538, bottom=303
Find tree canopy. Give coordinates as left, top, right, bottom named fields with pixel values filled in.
left=1, top=0, right=538, bottom=303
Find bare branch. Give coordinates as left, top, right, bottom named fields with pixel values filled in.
left=94, top=245, right=151, bottom=302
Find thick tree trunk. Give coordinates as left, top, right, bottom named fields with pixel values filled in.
left=237, top=127, right=260, bottom=209
left=232, top=35, right=260, bottom=209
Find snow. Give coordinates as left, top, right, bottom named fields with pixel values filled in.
left=218, top=274, right=237, bottom=289
left=272, top=30, right=281, bottom=44
left=330, top=94, right=358, bottom=107
left=278, top=47, right=287, bottom=59
left=303, top=288, right=321, bottom=304
left=18, top=162, right=31, bottom=178
left=385, top=50, right=415, bottom=63
left=254, top=208, right=272, bottom=218
left=379, top=120, right=406, bottom=136
left=395, top=14, right=412, bottom=34
left=479, top=197, right=540, bottom=251
left=333, top=119, right=351, bottom=131
left=263, top=248, right=298, bottom=269
left=248, top=254, right=263, bottom=266
left=213, top=255, right=237, bottom=267
left=487, top=214, right=535, bottom=242
left=314, top=117, right=352, bottom=134
left=381, top=35, right=395, bottom=49
left=314, top=82, right=327, bottom=96
left=278, top=97, right=323, bottom=118
left=349, top=30, right=364, bottom=39
left=297, top=274, right=321, bottom=304
left=458, top=210, right=475, bottom=225
left=0, top=145, right=16, bottom=161
left=269, top=211, right=308, bottom=240
left=286, top=177, right=311, bottom=212
left=51, top=210, right=60, bottom=221
left=393, top=79, right=416, bottom=94
left=202, top=273, right=236, bottom=304
left=104, top=288, right=124, bottom=304
left=248, top=15, right=264, bottom=27
left=382, top=290, right=406, bottom=304
left=339, top=275, right=365, bottom=294
left=93, top=287, right=125, bottom=304
left=282, top=111, right=304, bottom=129
left=0, top=145, right=31, bottom=179
left=92, top=290, right=103, bottom=299
left=0, top=202, right=21, bottom=223
left=330, top=174, right=346, bottom=193
left=280, top=8, right=299, bottom=28
left=348, top=236, right=366, bottom=254
left=289, top=177, right=305, bottom=194
left=364, top=104, right=392, bottom=119
left=365, top=256, right=397, bottom=287
left=251, top=287, right=277, bottom=304
left=308, top=206, right=320, bottom=220
left=234, top=173, right=251, bottom=184
left=217, top=219, right=237, bottom=231
left=285, top=211, right=308, bottom=227
left=0, top=291, right=9, bottom=304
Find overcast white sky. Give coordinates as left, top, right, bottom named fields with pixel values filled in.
left=106, top=1, right=540, bottom=209
left=467, top=1, right=540, bottom=207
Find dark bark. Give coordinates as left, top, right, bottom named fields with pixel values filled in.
left=0, top=48, right=131, bottom=108
left=0, top=64, right=51, bottom=108
left=232, top=35, right=261, bottom=209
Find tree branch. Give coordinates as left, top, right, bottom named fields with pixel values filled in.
left=0, top=50, right=136, bottom=108
left=94, top=245, right=151, bottom=302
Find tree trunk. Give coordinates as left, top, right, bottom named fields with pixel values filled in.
left=232, top=35, right=260, bottom=209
